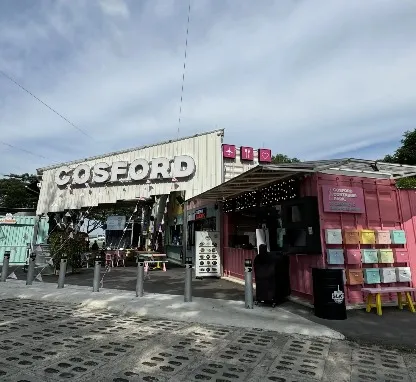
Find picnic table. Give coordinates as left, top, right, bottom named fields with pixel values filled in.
left=362, top=287, right=416, bottom=316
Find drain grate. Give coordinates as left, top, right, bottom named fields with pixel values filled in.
left=14, top=329, right=64, bottom=342
left=351, top=365, right=410, bottom=382
left=82, top=341, right=136, bottom=359
left=138, top=351, right=195, bottom=376
left=186, top=325, right=233, bottom=340
left=0, top=322, right=29, bottom=335
left=38, top=356, right=104, bottom=380
left=102, top=370, right=169, bottom=382
left=233, top=330, right=277, bottom=349
left=281, top=338, right=330, bottom=359
left=352, top=348, right=406, bottom=371
left=1, top=347, right=63, bottom=369
left=187, top=362, right=251, bottom=381
left=268, top=353, right=326, bottom=381
left=213, top=345, right=266, bottom=366
left=169, top=337, right=219, bottom=355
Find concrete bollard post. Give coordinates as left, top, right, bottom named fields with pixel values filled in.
left=184, top=257, right=193, bottom=302
left=244, top=259, right=254, bottom=309
left=92, top=253, right=101, bottom=292
left=136, top=258, right=144, bottom=297
left=57, top=254, right=67, bottom=289
left=0, top=251, right=11, bottom=282
left=26, top=252, right=36, bottom=285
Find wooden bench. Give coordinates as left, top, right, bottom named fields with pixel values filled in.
left=362, top=287, right=416, bottom=316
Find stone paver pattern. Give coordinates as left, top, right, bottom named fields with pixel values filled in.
left=0, top=298, right=415, bottom=382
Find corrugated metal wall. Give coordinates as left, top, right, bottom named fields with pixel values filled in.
left=36, top=131, right=223, bottom=214
left=398, top=189, right=416, bottom=292
left=223, top=147, right=261, bottom=182
left=317, top=174, right=410, bottom=305
left=0, top=216, right=49, bottom=264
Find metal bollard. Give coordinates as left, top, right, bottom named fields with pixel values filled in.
left=57, top=254, right=67, bottom=289
left=92, top=253, right=101, bottom=292
left=136, top=258, right=144, bottom=297
left=184, top=257, right=193, bottom=302
left=26, top=252, right=36, bottom=285
left=244, top=259, right=254, bottom=309
left=1, top=251, right=11, bottom=282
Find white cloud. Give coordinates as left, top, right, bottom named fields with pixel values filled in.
left=99, top=0, right=130, bottom=18
left=0, top=0, right=415, bottom=175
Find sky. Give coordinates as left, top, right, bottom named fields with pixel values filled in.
left=0, top=0, right=415, bottom=175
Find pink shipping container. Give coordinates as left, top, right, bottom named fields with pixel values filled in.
left=222, top=172, right=415, bottom=306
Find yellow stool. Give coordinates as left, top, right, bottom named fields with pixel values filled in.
left=366, top=291, right=416, bottom=316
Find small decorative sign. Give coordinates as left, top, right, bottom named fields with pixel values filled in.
left=195, top=208, right=207, bottom=220
left=322, top=185, right=365, bottom=213
left=0, top=213, right=17, bottom=225
left=331, top=285, right=345, bottom=304
left=222, top=144, right=236, bottom=159
left=240, top=146, right=254, bottom=161
left=258, top=149, right=272, bottom=163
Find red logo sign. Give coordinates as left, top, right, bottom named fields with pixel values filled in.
left=258, top=149, right=272, bottom=163
left=222, top=144, right=236, bottom=159
left=240, top=146, right=254, bottom=161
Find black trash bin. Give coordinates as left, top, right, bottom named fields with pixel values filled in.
left=312, top=268, right=347, bottom=320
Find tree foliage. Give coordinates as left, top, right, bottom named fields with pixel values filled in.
left=271, top=154, right=301, bottom=164
left=383, top=129, right=416, bottom=189
left=49, top=231, right=87, bottom=272
left=0, top=173, right=39, bottom=209
left=83, top=206, right=137, bottom=234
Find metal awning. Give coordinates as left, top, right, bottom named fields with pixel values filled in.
left=189, top=158, right=416, bottom=202
left=190, top=164, right=315, bottom=201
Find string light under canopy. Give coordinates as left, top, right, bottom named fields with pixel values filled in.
left=223, top=178, right=299, bottom=213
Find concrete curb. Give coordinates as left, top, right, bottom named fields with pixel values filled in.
left=0, top=280, right=345, bottom=340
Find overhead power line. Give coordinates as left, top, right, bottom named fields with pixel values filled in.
left=177, top=0, right=192, bottom=135
left=0, top=69, right=93, bottom=139
left=0, top=140, right=48, bottom=160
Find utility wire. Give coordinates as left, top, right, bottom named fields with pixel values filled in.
left=0, top=140, right=48, bottom=160
left=0, top=69, right=94, bottom=139
left=177, top=0, right=192, bottom=135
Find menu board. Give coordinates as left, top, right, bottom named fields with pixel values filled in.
left=195, top=231, right=221, bottom=278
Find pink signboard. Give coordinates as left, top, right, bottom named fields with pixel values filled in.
left=222, top=144, right=236, bottom=159
left=258, top=148, right=272, bottom=163
left=240, top=146, right=254, bottom=161
left=322, top=185, right=365, bottom=213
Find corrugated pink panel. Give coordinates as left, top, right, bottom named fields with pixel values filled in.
left=398, top=190, right=416, bottom=294
left=223, top=247, right=256, bottom=281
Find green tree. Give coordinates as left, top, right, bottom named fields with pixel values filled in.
left=383, top=129, right=416, bottom=165
left=0, top=173, right=39, bottom=209
left=382, top=129, right=416, bottom=188
left=272, top=154, right=301, bottom=164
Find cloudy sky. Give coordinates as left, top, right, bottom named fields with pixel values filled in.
left=0, top=0, right=415, bottom=175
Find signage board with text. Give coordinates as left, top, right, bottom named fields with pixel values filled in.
left=322, top=185, right=365, bottom=213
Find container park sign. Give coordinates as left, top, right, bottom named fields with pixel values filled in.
left=0, top=213, right=17, bottom=224
left=54, top=155, right=196, bottom=186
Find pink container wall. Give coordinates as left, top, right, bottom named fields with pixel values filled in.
left=221, top=173, right=416, bottom=306
left=398, top=190, right=416, bottom=290
left=316, top=173, right=414, bottom=305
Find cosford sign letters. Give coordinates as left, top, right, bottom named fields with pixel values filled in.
left=55, top=155, right=196, bottom=186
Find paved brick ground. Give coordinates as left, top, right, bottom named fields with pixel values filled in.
left=0, top=298, right=415, bottom=381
